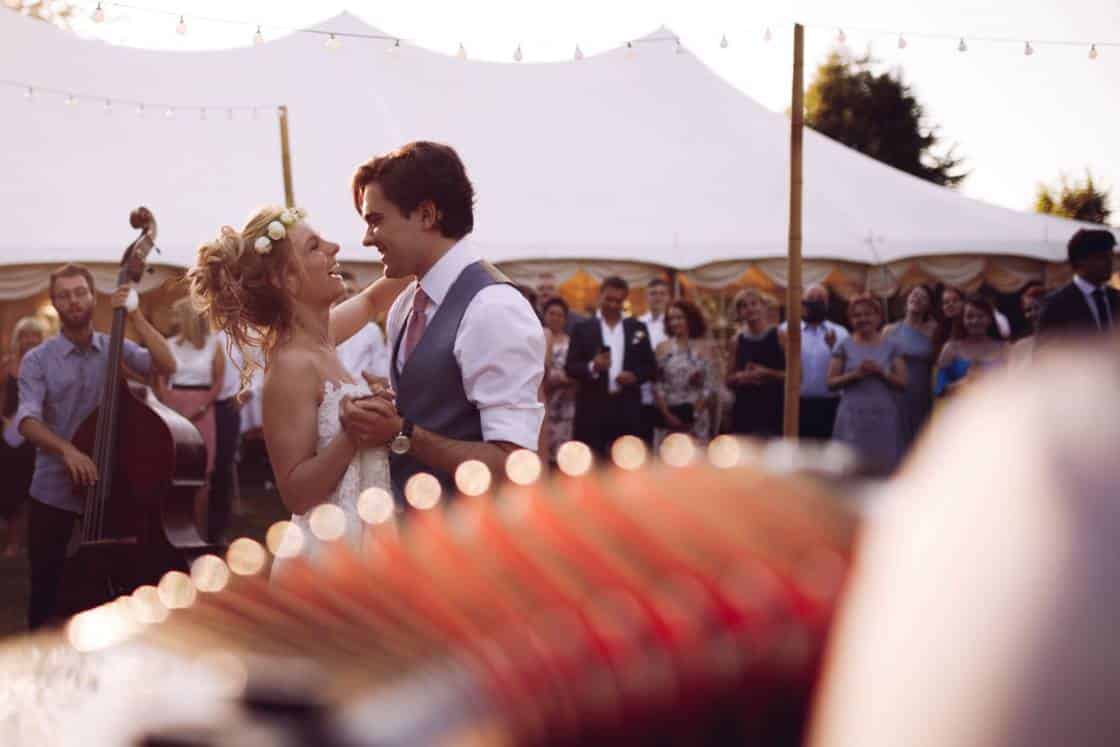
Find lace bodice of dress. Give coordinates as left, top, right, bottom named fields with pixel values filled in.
left=272, top=381, right=391, bottom=576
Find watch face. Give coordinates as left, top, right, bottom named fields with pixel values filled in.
left=390, top=434, right=411, bottom=455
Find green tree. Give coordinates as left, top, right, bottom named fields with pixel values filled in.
left=805, top=50, right=967, bottom=188
left=1034, top=171, right=1112, bottom=224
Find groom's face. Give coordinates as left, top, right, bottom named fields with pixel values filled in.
left=361, top=183, right=429, bottom=279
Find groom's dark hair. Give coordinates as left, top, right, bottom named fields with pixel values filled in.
left=352, top=141, right=475, bottom=240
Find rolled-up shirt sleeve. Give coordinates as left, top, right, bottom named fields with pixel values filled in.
left=121, top=339, right=153, bottom=378
left=14, top=349, right=46, bottom=432
left=455, top=285, right=546, bottom=451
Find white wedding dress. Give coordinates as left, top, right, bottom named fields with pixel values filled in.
left=271, top=381, right=392, bottom=577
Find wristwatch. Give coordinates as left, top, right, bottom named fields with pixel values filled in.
left=390, top=419, right=414, bottom=455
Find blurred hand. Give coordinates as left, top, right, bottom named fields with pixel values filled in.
left=62, top=445, right=98, bottom=487
left=824, top=328, right=837, bottom=348
left=361, top=372, right=392, bottom=395
left=110, top=285, right=136, bottom=315
left=616, top=371, right=638, bottom=387
left=340, top=395, right=401, bottom=447
left=858, top=360, right=883, bottom=378
left=592, top=351, right=611, bottom=373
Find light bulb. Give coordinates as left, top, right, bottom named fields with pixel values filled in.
left=897, top=34, right=907, bottom=49
left=720, top=33, right=729, bottom=49
left=837, top=28, right=846, bottom=44
left=325, top=33, right=341, bottom=50
left=1089, top=44, right=1099, bottom=60
left=958, top=38, right=967, bottom=52
left=164, top=107, right=174, bottom=119
left=199, top=108, right=207, bottom=120
left=764, top=27, right=772, bottom=42
left=574, top=44, right=584, bottom=60
left=388, top=38, right=400, bottom=54
left=1024, top=40, right=1034, bottom=56
left=457, top=42, right=467, bottom=59
left=136, top=103, right=145, bottom=117
left=92, top=1, right=104, bottom=23
left=24, top=86, right=33, bottom=101
left=103, top=99, right=112, bottom=113
left=625, top=41, right=635, bottom=59
left=175, top=15, right=186, bottom=35
left=253, top=25, right=263, bottom=45
left=65, top=94, right=76, bottom=106
left=513, top=43, right=522, bottom=62
left=675, top=39, right=685, bottom=54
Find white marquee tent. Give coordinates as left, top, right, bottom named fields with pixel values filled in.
left=0, top=10, right=1110, bottom=305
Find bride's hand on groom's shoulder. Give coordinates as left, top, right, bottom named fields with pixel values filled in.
left=340, top=394, right=401, bottom=448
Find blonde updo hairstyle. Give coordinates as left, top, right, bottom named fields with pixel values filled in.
left=187, top=205, right=297, bottom=387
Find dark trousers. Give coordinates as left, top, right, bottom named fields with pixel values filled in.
left=638, top=404, right=659, bottom=445
left=27, top=499, right=78, bottom=630
left=208, top=398, right=241, bottom=543
left=799, top=396, right=840, bottom=441
left=580, top=396, right=641, bottom=458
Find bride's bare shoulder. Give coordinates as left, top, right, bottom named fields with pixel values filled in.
left=262, top=346, right=321, bottom=400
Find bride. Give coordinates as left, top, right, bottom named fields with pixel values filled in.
left=188, top=206, right=408, bottom=569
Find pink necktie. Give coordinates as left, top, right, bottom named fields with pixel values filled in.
left=401, top=288, right=430, bottom=364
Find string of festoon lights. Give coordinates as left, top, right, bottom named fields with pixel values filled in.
left=75, top=1, right=1118, bottom=62
left=1, top=76, right=279, bottom=121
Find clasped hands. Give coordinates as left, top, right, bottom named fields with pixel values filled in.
left=339, top=373, right=402, bottom=448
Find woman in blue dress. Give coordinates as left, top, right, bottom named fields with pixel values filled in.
left=935, top=295, right=1008, bottom=398
left=884, top=285, right=939, bottom=450
left=828, top=295, right=908, bottom=475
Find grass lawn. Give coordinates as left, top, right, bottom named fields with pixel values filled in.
left=0, top=482, right=288, bottom=639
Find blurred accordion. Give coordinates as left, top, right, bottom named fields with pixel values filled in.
left=56, top=435, right=861, bottom=746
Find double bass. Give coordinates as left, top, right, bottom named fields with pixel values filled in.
left=55, top=207, right=220, bottom=620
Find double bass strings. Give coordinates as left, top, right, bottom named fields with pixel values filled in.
left=66, top=435, right=858, bottom=743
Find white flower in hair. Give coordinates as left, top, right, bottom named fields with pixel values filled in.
left=254, top=236, right=273, bottom=254
left=279, top=208, right=296, bottom=226
left=267, top=221, right=286, bottom=241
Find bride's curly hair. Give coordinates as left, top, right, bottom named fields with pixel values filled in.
left=187, top=205, right=295, bottom=389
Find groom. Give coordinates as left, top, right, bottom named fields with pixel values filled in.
left=341, top=142, right=546, bottom=504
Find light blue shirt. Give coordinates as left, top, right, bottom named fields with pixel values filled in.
left=16, top=332, right=152, bottom=513
left=780, top=320, right=850, bottom=398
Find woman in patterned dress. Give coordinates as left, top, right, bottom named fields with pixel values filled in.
left=654, top=300, right=715, bottom=450
left=541, top=297, right=577, bottom=463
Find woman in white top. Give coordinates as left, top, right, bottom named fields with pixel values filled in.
left=156, top=298, right=225, bottom=476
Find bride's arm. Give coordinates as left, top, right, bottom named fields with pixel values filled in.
left=330, top=275, right=412, bottom=346
left=262, top=351, right=359, bottom=515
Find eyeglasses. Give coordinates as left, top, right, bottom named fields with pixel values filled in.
left=53, top=287, right=91, bottom=303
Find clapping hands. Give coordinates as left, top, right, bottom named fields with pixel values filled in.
left=857, top=360, right=884, bottom=379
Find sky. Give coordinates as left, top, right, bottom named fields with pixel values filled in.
left=54, top=0, right=1120, bottom=217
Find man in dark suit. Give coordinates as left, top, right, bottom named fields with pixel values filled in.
left=1038, top=229, right=1117, bottom=341
left=566, top=276, right=657, bottom=457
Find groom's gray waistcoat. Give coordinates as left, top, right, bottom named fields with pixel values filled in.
left=389, top=260, right=511, bottom=503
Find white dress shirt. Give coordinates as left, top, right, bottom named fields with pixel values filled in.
left=336, top=322, right=390, bottom=382
left=780, top=319, right=850, bottom=398
left=1074, top=274, right=1114, bottom=329
left=636, top=311, right=667, bottom=407
left=593, top=314, right=627, bottom=395
left=386, top=239, right=545, bottom=451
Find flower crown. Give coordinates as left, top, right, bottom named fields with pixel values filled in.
left=253, top=207, right=308, bottom=255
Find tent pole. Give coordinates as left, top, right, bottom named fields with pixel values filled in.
left=783, top=24, right=805, bottom=439
left=278, top=105, right=295, bottom=208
